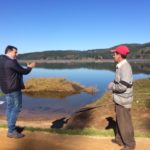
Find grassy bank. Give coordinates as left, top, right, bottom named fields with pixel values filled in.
left=63, top=78, right=150, bottom=133
left=86, top=77, right=150, bottom=109
left=87, top=78, right=150, bottom=131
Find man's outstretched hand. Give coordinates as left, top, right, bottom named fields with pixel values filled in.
left=27, top=62, right=36, bottom=68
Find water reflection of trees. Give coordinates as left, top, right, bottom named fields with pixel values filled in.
left=131, top=63, right=150, bottom=74
left=35, top=63, right=150, bottom=74
left=36, top=63, right=116, bottom=71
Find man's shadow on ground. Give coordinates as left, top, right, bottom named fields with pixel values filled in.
left=50, top=116, right=117, bottom=131
left=51, top=117, right=69, bottom=129
left=105, top=117, right=116, bottom=136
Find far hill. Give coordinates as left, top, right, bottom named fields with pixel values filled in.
left=18, top=42, right=150, bottom=60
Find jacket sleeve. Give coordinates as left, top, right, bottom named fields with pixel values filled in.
left=9, top=59, right=32, bottom=75
left=112, top=80, right=127, bottom=93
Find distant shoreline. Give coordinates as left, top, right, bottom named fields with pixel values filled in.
left=18, top=59, right=150, bottom=64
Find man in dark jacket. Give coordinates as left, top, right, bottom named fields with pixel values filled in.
left=0, top=45, right=35, bottom=138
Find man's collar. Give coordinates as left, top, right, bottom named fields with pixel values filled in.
left=5, top=54, right=15, bottom=60
left=116, top=59, right=127, bottom=68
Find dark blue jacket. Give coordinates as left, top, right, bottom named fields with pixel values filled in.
left=0, top=55, right=32, bottom=94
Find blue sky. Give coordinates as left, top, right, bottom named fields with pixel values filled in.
left=0, top=0, right=150, bottom=54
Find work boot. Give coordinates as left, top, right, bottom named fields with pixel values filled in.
left=7, top=130, right=24, bottom=138
left=120, top=146, right=134, bottom=150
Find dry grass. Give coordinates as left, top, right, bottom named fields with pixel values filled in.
left=131, top=78, right=150, bottom=132
left=0, top=92, right=4, bottom=96
left=23, top=77, right=96, bottom=98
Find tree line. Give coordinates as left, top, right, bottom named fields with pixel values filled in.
left=18, top=42, right=150, bottom=60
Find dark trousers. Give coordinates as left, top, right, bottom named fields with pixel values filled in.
left=115, top=104, right=135, bottom=149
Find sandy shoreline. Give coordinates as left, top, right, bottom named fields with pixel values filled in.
left=0, top=118, right=54, bottom=128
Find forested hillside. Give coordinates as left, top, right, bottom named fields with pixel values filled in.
left=18, top=43, right=150, bottom=60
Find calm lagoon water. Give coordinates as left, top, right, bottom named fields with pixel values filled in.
left=0, top=63, right=150, bottom=120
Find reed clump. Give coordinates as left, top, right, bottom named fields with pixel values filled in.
left=23, top=77, right=96, bottom=98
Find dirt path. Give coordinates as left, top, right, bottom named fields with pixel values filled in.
left=0, top=129, right=150, bottom=150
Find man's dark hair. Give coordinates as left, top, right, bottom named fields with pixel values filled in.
left=121, top=54, right=127, bottom=59
left=5, top=45, right=17, bottom=54
left=116, top=52, right=127, bottom=59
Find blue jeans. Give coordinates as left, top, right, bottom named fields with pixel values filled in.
left=5, top=91, right=22, bottom=133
